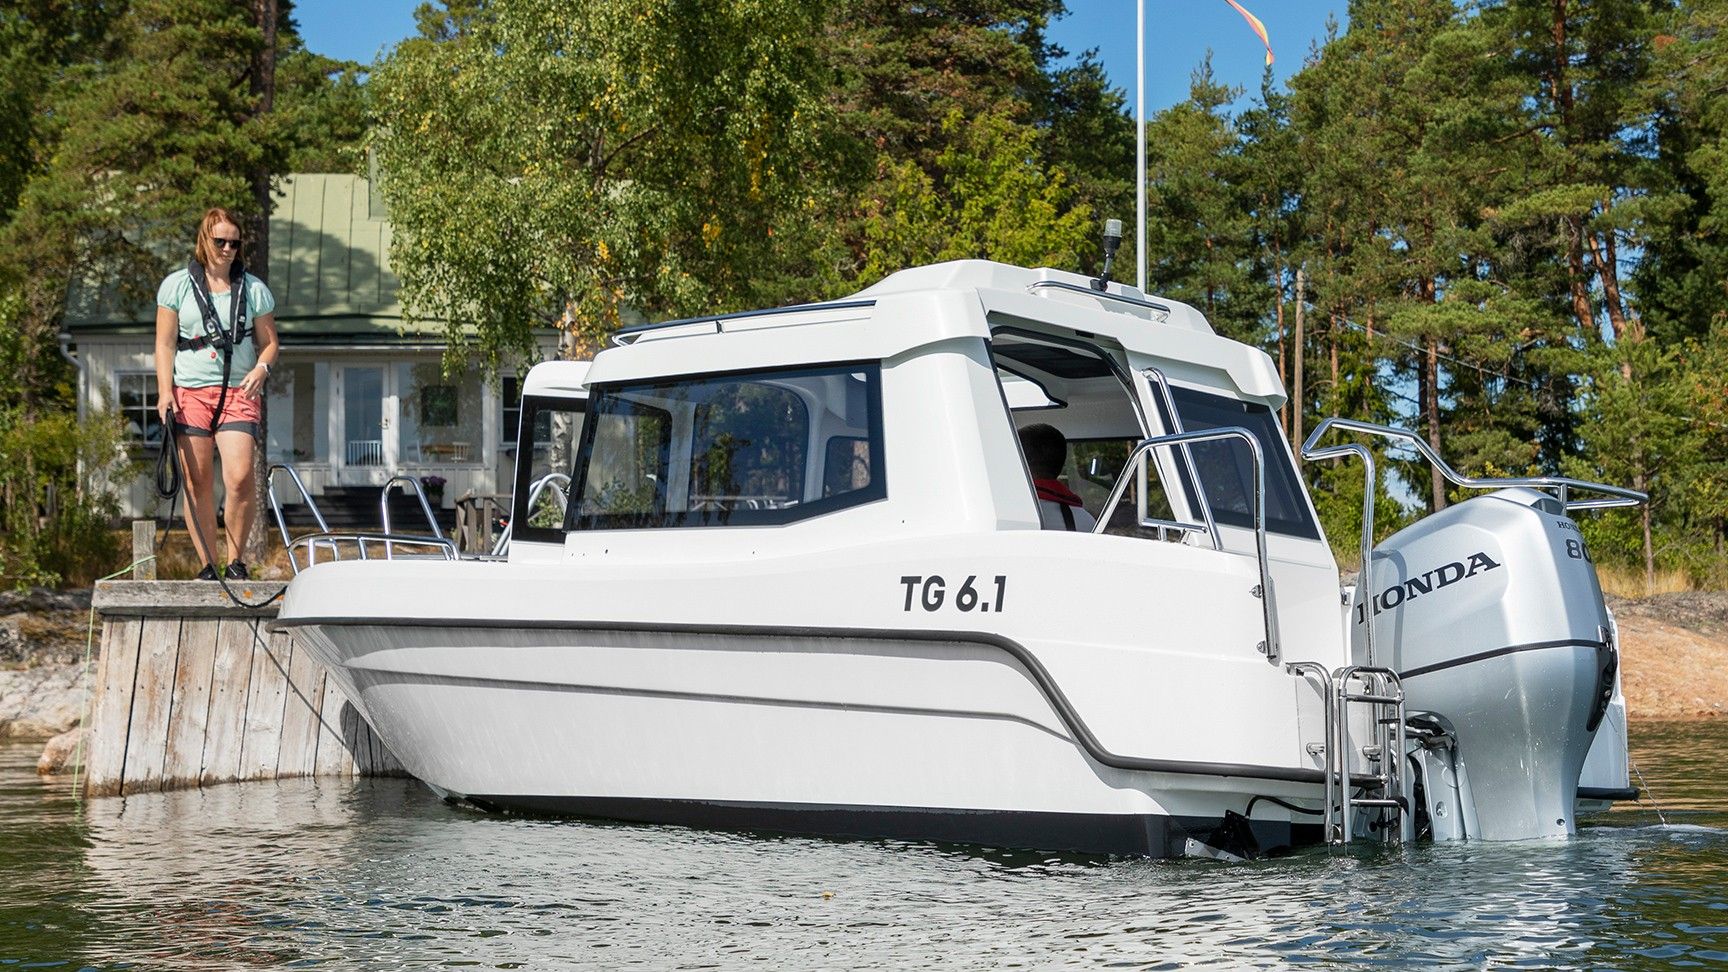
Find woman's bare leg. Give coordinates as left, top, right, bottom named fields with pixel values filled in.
left=215, top=429, right=257, bottom=565
left=177, top=435, right=219, bottom=569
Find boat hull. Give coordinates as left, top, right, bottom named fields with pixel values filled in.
left=283, top=615, right=1328, bottom=857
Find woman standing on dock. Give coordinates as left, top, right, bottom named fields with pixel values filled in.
left=154, top=208, right=279, bottom=580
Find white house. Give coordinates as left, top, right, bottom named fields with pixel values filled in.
left=64, top=173, right=557, bottom=520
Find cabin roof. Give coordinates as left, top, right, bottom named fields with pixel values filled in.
left=522, top=360, right=591, bottom=399
left=588, top=261, right=1284, bottom=407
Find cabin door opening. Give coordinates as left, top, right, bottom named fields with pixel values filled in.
left=989, top=323, right=1181, bottom=534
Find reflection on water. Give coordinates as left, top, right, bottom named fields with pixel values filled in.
left=3, top=722, right=1727, bottom=969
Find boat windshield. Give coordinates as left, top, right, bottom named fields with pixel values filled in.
left=1169, top=386, right=1321, bottom=541
left=565, top=364, right=885, bottom=530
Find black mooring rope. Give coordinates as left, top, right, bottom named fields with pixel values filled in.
left=154, top=407, right=285, bottom=610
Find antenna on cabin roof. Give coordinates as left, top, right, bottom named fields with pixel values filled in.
left=1091, top=219, right=1123, bottom=292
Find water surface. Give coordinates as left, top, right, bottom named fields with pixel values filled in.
left=3, top=722, right=1726, bottom=969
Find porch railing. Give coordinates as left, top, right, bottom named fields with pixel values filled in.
left=345, top=440, right=384, bottom=465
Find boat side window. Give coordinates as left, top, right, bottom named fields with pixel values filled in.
left=688, top=381, right=808, bottom=510
left=508, top=395, right=587, bottom=544
left=574, top=399, right=672, bottom=525
left=567, top=363, right=885, bottom=530
left=1169, top=386, right=1321, bottom=541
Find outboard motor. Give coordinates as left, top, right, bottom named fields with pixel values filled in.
left=1354, top=487, right=1616, bottom=841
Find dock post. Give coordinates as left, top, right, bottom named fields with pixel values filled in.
left=132, top=521, right=156, bottom=580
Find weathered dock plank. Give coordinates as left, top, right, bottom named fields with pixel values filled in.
left=84, top=619, right=142, bottom=798
left=199, top=617, right=258, bottom=786
left=92, top=581, right=288, bottom=617
left=276, top=629, right=327, bottom=778
left=238, top=622, right=293, bottom=781
left=162, top=618, right=219, bottom=788
left=84, top=580, right=404, bottom=798
left=120, top=619, right=181, bottom=795
left=314, top=673, right=358, bottom=780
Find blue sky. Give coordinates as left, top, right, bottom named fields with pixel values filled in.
left=290, top=1, right=1350, bottom=114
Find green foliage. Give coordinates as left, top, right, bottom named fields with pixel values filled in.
left=369, top=0, right=840, bottom=366
left=0, top=407, right=131, bottom=589
left=276, top=48, right=370, bottom=173
left=860, top=110, right=1093, bottom=278
left=0, top=0, right=1723, bottom=590
left=1137, top=0, right=1727, bottom=580
left=830, top=1, right=1127, bottom=279
left=0, top=0, right=380, bottom=587
left=1144, top=61, right=1262, bottom=343
left=1305, top=462, right=1417, bottom=572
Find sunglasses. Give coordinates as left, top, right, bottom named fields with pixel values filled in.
left=212, top=237, right=242, bottom=249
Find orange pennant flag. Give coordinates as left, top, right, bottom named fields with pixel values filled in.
left=1222, top=0, right=1274, bottom=67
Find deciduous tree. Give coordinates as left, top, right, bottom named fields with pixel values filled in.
left=369, top=0, right=838, bottom=365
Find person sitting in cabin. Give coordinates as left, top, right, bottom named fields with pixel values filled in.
left=1018, top=423, right=1097, bottom=532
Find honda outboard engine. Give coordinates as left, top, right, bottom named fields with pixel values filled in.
left=1354, top=487, right=1616, bottom=840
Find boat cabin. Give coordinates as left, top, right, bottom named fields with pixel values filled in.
left=506, top=261, right=1337, bottom=663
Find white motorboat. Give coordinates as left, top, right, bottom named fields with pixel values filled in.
left=274, top=260, right=1643, bottom=857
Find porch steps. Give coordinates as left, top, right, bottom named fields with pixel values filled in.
left=280, top=486, right=456, bottom=533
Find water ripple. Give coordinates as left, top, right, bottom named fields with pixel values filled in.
left=3, top=723, right=1728, bottom=968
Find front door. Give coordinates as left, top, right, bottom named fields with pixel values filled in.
left=337, top=365, right=393, bottom=484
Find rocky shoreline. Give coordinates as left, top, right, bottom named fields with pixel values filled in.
left=1607, top=592, right=1728, bottom=720
left=4, top=589, right=1726, bottom=769
left=0, top=589, right=94, bottom=748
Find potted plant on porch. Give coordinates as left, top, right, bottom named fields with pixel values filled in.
left=421, top=474, right=447, bottom=506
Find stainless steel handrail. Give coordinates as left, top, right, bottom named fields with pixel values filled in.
left=1095, top=427, right=1279, bottom=663
left=491, top=472, right=571, bottom=556
left=1284, top=660, right=1338, bottom=843
left=1301, top=441, right=1378, bottom=667
left=381, top=474, right=444, bottom=537
left=290, top=531, right=458, bottom=568
left=1302, top=417, right=1647, bottom=511
left=267, top=464, right=335, bottom=573
left=1026, top=280, right=1172, bottom=316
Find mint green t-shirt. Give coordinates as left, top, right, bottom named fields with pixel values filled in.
left=156, top=268, right=276, bottom=388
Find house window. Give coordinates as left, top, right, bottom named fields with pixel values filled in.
left=397, top=362, right=482, bottom=463
left=116, top=371, right=163, bottom=447
left=420, top=385, right=459, bottom=426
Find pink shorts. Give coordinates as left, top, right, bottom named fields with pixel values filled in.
left=172, top=385, right=261, bottom=438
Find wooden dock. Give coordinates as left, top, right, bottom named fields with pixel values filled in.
left=84, top=580, right=403, bottom=798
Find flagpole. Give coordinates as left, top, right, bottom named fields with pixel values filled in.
left=1135, top=0, right=1146, bottom=292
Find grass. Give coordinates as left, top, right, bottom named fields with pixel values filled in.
left=127, top=525, right=301, bottom=581
left=1598, top=562, right=1698, bottom=599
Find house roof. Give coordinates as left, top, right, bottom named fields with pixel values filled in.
left=66, top=173, right=442, bottom=342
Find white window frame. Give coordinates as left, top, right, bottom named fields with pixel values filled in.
left=114, top=370, right=163, bottom=448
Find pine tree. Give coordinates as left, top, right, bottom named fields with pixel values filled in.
left=824, top=0, right=1123, bottom=282
left=1, top=0, right=276, bottom=408
left=1636, top=0, right=1728, bottom=347
left=1236, top=74, right=1304, bottom=428
left=1141, top=61, right=1264, bottom=344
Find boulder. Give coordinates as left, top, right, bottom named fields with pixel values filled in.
left=0, top=661, right=85, bottom=740
left=37, top=726, right=89, bottom=775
